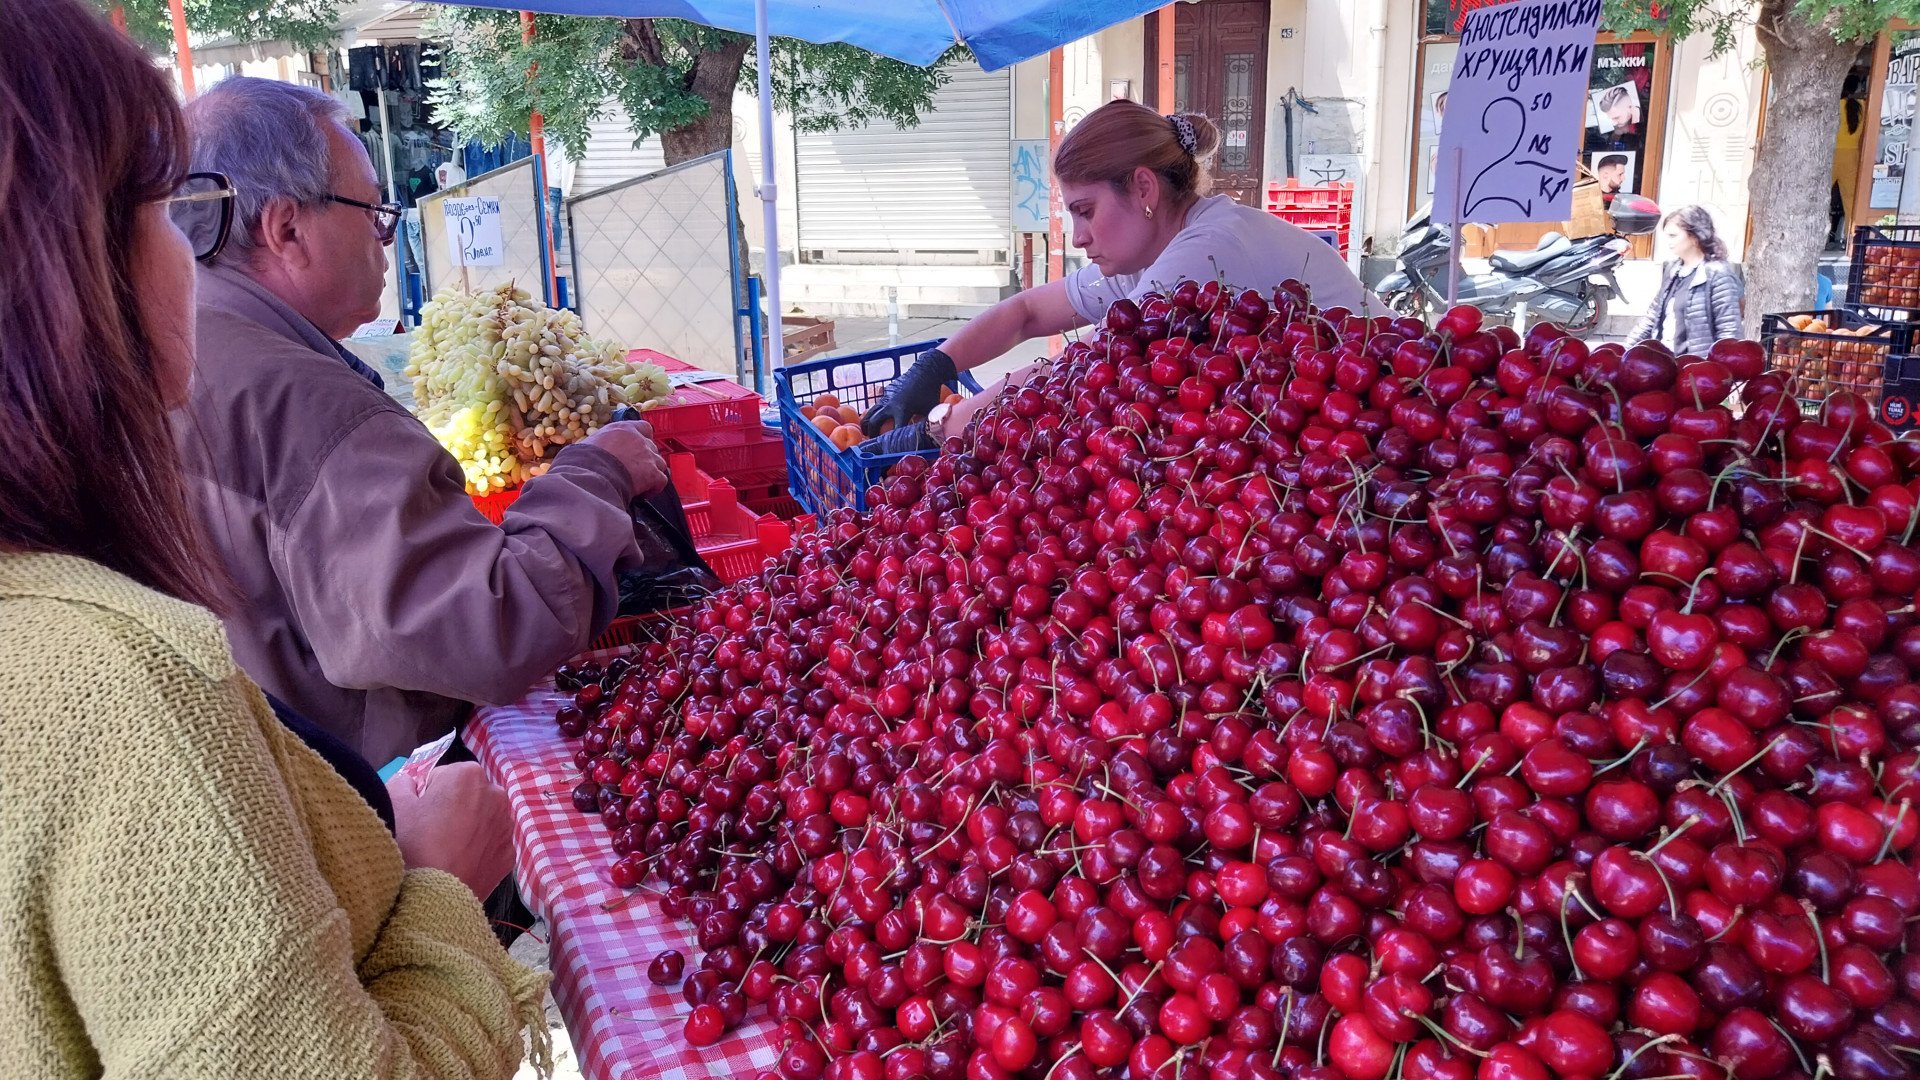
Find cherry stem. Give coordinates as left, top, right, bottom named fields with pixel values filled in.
left=1874, top=799, right=1911, bottom=864
left=1605, top=1034, right=1682, bottom=1080
left=1802, top=524, right=1872, bottom=562
left=1593, top=738, right=1649, bottom=778
left=1652, top=665, right=1716, bottom=710
left=1642, top=816, right=1700, bottom=858
left=1770, top=1019, right=1813, bottom=1077
left=1559, top=887, right=1584, bottom=981
left=1802, top=900, right=1829, bottom=983
left=1041, top=1045, right=1087, bottom=1080
left=1767, top=625, right=1814, bottom=670
left=1714, top=783, right=1749, bottom=844
left=1407, top=1009, right=1489, bottom=1058
left=1709, top=732, right=1787, bottom=794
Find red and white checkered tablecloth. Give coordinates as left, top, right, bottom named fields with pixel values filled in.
left=467, top=650, right=783, bottom=1080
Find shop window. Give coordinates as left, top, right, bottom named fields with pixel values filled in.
left=1583, top=43, right=1658, bottom=203
left=1412, top=31, right=1668, bottom=220
left=1869, top=31, right=1920, bottom=216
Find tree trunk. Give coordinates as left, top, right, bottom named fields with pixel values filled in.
left=661, top=38, right=750, bottom=165
left=1743, top=1, right=1864, bottom=337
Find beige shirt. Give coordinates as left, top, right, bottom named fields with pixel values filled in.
left=1064, top=194, right=1378, bottom=322
left=178, top=268, right=642, bottom=764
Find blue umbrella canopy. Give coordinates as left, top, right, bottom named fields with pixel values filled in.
left=428, top=0, right=1166, bottom=71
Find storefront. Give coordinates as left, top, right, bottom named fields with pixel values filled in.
left=1853, top=23, right=1920, bottom=231
left=1409, top=0, right=1672, bottom=257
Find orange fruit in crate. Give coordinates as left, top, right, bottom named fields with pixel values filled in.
left=812, top=414, right=838, bottom=436
left=837, top=404, right=862, bottom=425
left=831, top=424, right=863, bottom=449
left=813, top=394, right=841, bottom=412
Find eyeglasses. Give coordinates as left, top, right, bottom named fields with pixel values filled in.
left=164, top=172, right=235, bottom=263
left=325, top=194, right=402, bottom=246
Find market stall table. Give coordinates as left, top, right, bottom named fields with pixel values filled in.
left=468, top=650, right=782, bottom=1080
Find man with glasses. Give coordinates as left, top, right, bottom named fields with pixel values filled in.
left=172, top=77, right=668, bottom=913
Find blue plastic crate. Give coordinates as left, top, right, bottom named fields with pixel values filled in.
left=776, top=340, right=982, bottom=515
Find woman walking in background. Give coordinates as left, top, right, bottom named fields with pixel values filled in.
left=1629, top=205, right=1744, bottom=354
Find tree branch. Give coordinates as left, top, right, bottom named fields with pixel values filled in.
left=619, top=17, right=666, bottom=69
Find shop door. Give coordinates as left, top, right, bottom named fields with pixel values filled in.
left=1166, top=0, right=1271, bottom=206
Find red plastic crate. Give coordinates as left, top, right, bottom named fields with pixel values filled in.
left=690, top=481, right=793, bottom=582
left=470, top=451, right=714, bottom=526
left=587, top=606, right=694, bottom=652
left=625, top=348, right=698, bottom=373
left=641, top=379, right=763, bottom=440
left=1265, top=180, right=1356, bottom=212
left=666, top=425, right=787, bottom=479
left=744, top=493, right=807, bottom=520
left=471, top=487, right=522, bottom=525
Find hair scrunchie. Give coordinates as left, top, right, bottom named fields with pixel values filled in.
left=1168, top=114, right=1198, bottom=157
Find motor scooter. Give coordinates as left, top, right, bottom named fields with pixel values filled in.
left=1377, top=193, right=1662, bottom=333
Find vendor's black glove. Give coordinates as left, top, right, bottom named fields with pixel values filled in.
left=860, top=420, right=939, bottom=456
left=862, top=348, right=956, bottom=437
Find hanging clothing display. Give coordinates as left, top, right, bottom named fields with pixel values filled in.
left=347, top=46, right=383, bottom=92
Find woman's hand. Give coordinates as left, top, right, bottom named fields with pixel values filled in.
left=862, top=348, right=956, bottom=436
left=386, top=761, right=517, bottom=900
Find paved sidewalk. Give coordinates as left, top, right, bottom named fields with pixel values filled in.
left=509, top=920, right=585, bottom=1080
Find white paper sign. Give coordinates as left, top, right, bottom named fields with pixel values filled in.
left=1432, top=0, right=1602, bottom=224
left=442, top=196, right=504, bottom=267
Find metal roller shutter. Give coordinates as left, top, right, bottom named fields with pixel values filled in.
left=795, top=65, right=1011, bottom=263
left=571, top=101, right=668, bottom=196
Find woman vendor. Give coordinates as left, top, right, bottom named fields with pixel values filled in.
left=863, top=98, right=1376, bottom=449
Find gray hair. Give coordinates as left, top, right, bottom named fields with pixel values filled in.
left=182, top=76, right=349, bottom=264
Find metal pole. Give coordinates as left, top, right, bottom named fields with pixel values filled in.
left=1156, top=5, right=1176, bottom=108
left=168, top=0, right=195, bottom=96
left=754, top=0, right=784, bottom=365
left=378, top=88, right=405, bottom=312
left=1447, top=146, right=1464, bottom=307
left=1047, top=47, right=1065, bottom=284
left=522, top=12, right=561, bottom=308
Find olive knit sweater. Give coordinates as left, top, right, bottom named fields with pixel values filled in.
left=0, top=551, right=549, bottom=1078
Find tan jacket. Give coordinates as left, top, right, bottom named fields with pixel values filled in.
left=0, top=551, right=546, bottom=1078
left=179, top=268, right=641, bottom=764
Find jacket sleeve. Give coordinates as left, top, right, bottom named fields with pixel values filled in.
left=46, top=632, right=545, bottom=1079
left=271, top=407, right=641, bottom=706
left=1708, top=270, right=1745, bottom=341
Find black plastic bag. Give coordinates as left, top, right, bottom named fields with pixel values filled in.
left=610, top=405, right=723, bottom=615
left=617, top=484, right=723, bottom=616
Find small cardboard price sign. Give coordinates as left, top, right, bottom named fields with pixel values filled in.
left=1432, top=0, right=1603, bottom=224
left=442, top=196, right=504, bottom=267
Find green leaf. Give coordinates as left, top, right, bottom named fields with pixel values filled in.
left=428, top=12, right=958, bottom=160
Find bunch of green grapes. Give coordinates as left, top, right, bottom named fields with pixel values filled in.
left=406, top=283, right=670, bottom=494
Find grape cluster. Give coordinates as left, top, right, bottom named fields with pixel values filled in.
left=407, top=283, right=672, bottom=493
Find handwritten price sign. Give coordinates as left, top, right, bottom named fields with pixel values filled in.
left=442, top=195, right=505, bottom=267
left=1432, top=0, right=1602, bottom=225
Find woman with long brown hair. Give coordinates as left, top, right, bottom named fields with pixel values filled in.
left=860, top=98, right=1374, bottom=448
left=0, top=0, right=547, bottom=1074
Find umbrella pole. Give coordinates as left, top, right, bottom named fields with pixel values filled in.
left=522, top=11, right=561, bottom=308
left=755, top=0, right=783, bottom=371
left=169, top=0, right=195, bottom=96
